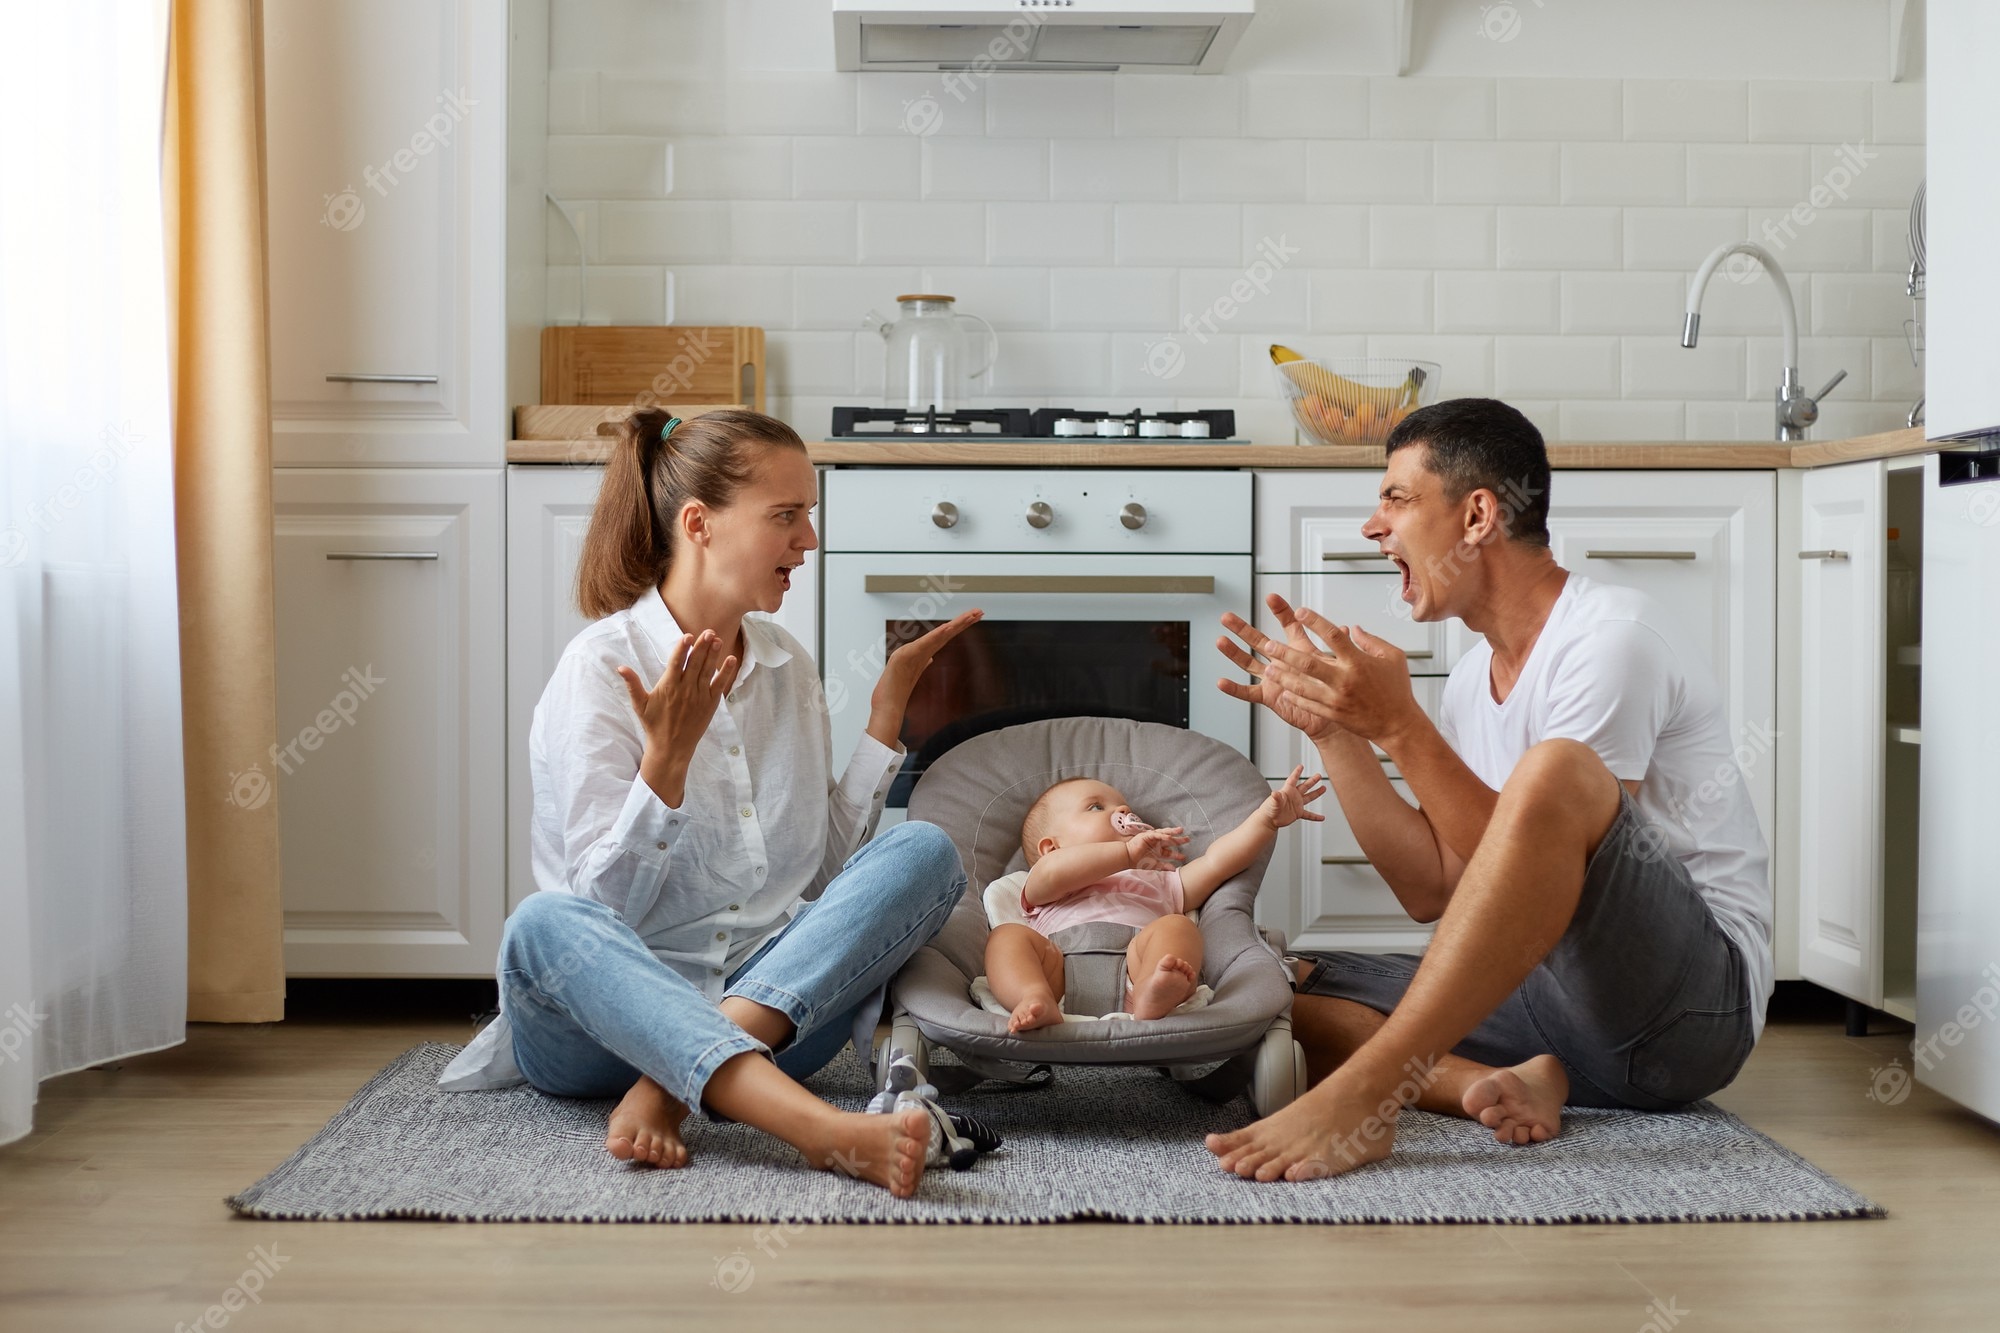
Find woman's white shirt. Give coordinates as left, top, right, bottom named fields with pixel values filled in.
left=439, top=589, right=903, bottom=1090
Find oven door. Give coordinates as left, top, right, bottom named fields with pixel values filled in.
left=823, top=552, right=1253, bottom=811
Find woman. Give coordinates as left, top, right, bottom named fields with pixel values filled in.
left=440, top=408, right=981, bottom=1198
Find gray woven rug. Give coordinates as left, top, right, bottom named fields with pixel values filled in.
left=227, top=1043, right=1881, bottom=1224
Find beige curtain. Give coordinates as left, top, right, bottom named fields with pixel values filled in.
left=165, top=0, right=285, bottom=1022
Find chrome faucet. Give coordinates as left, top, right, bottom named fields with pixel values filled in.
left=1681, top=241, right=1846, bottom=442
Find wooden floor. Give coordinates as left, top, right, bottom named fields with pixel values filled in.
left=3, top=983, right=1996, bottom=1333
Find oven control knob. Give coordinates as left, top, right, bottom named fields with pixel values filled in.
left=931, top=501, right=959, bottom=529
left=1025, top=500, right=1054, bottom=530
left=1120, top=502, right=1148, bottom=531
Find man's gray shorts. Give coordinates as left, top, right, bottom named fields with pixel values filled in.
left=1293, top=790, right=1758, bottom=1110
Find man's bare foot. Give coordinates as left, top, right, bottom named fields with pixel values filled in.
left=606, top=1075, right=690, bottom=1168
left=1128, top=955, right=1199, bottom=1020
left=1007, top=994, right=1062, bottom=1033
left=1462, top=1054, right=1568, bottom=1145
left=1205, top=1072, right=1399, bottom=1181
left=812, top=1109, right=931, bottom=1198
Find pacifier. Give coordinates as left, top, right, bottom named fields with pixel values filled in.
left=1110, top=811, right=1153, bottom=836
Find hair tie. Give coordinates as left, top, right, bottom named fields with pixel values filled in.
left=659, top=415, right=682, bottom=443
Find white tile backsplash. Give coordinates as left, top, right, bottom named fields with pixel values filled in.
left=987, top=75, right=1115, bottom=138
left=1115, top=76, right=1243, bottom=138
left=1244, top=75, right=1368, bottom=139
left=547, top=3, right=1922, bottom=441
left=857, top=201, right=984, bottom=264
left=1623, top=81, right=1748, bottom=143
left=1749, top=82, right=1872, bottom=145
left=1179, top=139, right=1308, bottom=201
left=1114, top=204, right=1241, bottom=267
left=923, top=138, right=1048, bottom=200
left=989, top=203, right=1114, bottom=265
left=1498, top=80, right=1622, bottom=142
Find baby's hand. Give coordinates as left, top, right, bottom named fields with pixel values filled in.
left=1125, top=826, right=1189, bottom=871
left=1264, top=766, right=1329, bottom=830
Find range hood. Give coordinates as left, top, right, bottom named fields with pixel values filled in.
left=833, top=0, right=1254, bottom=74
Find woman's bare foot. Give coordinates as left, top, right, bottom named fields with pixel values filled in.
left=1128, top=955, right=1199, bottom=1020
left=606, top=1075, right=690, bottom=1167
left=1461, top=1054, right=1568, bottom=1145
left=1007, top=993, right=1062, bottom=1033
left=811, top=1109, right=931, bottom=1198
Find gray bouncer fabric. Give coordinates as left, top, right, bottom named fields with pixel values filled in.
left=896, top=717, right=1292, bottom=1069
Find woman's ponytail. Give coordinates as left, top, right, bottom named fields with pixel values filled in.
left=573, top=407, right=807, bottom=620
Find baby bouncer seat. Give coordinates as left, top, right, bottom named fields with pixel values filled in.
left=871, top=717, right=1308, bottom=1115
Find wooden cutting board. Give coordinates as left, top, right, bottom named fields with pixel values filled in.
left=539, top=326, right=765, bottom=411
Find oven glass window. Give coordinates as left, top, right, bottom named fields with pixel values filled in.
left=882, top=619, right=1190, bottom=806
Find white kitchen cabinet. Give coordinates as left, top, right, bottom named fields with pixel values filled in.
left=1252, top=469, right=1776, bottom=953
left=271, top=468, right=504, bottom=975
left=506, top=464, right=823, bottom=911
left=262, top=0, right=507, bottom=467
left=1781, top=457, right=1923, bottom=1025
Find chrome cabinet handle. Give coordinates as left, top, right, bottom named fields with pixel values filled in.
left=1120, top=502, right=1147, bottom=531
left=1798, top=549, right=1850, bottom=561
left=1321, top=855, right=1371, bottom=865
left=1403, top=650, right=1433, bottom=660
left=1321, top=552, right=1389, bottom=562
left=931, top=501, right=959, bottom=530
left=1585, top=550, right=1697, bottom=561
left=1025, top=501, right=1054, bottom=530
left=325, top=373, right=439, bottom=384
left=864, top=574, right=1213, bottom=595
left=326, top=551, right=439, bottom=561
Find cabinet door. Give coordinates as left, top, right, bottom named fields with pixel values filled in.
left=1795, top=461, right=1887, bottom=1005
left=505, top=465, right=822, bottom=912
left=271, top=469, right=504, bottom=975
left=262, top=0, right=505, bottom=466
left=1544, top=471, right=1779, bottom=840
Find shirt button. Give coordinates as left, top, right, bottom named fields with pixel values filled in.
left=728, top=903, right=740, bottom=912
left=715, top=931, right=727, bottom=942
left=740, top=806, right=753, bottom=818
left=728, top=745, right=740, bottom=756
left=711, top=967, right=722, bottom=976
left=656, top=841, right=667, bottom=850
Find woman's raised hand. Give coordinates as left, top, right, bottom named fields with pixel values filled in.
left=617, top=629, right=740, bottom=806
left=865, top=608, right=984, bottom=748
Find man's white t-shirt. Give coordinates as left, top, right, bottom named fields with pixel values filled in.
left=1438, top=573, right=1773, bottom=1037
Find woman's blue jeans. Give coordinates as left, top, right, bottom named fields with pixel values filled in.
left=498, top=819, right=964, bottom=1112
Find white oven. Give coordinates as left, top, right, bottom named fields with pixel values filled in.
left=821, top=469, right=1252, bottom=811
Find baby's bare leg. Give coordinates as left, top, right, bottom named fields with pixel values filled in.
left=985, top=923, right=1066, bottom=1032
left=1126, top=914, right=1203, bottom=1019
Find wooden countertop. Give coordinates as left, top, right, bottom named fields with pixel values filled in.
left=508, top=425, right=1932, bottom=470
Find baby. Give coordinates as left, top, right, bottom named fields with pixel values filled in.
left=984, top=766, right=1326, bottom=1032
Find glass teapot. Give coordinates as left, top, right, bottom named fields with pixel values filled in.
left=863, top=294, right=998, bottom=415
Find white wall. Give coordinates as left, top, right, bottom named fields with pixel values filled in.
left=542, top=0, right=1926, bottom=443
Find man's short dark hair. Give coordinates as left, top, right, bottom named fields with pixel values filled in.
left=1384, top=398, right=1551, bottom=546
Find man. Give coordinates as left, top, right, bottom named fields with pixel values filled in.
left=1207, top=397, right=1770, bottom=1181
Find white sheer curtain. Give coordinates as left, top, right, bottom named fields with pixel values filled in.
left=0, top=0, right=186, bottom=1147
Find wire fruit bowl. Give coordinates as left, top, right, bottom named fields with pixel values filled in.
left=1272, top=351, right=1440, bottom=447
